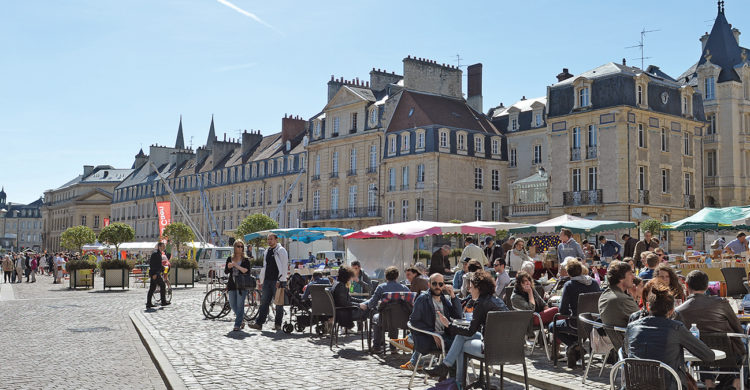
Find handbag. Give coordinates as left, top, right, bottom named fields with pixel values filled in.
left=233, top=272, right=256, bottom=290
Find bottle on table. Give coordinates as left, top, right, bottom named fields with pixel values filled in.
left=690, top=323, right=700, bottom=339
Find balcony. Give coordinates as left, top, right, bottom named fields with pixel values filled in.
left=704, top=134, right=718, bottom=143
left=331, top=132, right=339, bottom=138
left=570, top=147, right=581, bottom=161
left=684, top=194, right=696, bottom=209
left=509, top=203, right=549, bottom=217
left=251, top=202, right=256, bottom=207
left=586, top=146, right=598, bottom=159
left=366, top=167, right=377, bottom=174
left=416, top=181, right=425, bottom=189
left=311, top=174, right=320, bottom=181
left=705, top=176, right=717, bottom=187
left=329, top=172, right=339, bottom=179
left=349, top=128, right=357, bottom=134
left=347, top=169, right=357, bottom=177
left=400, top=184, right=409, bottom=191
left=638, top=190, right=649, bottom=205
left=301, top=206, right=381, bottom=221
left=563, top=189, right=603, bottom=206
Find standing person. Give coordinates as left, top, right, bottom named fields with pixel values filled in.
left=29, top=256, right=37, bottom=283
left=484, top=237, right=505, bottom=265
left=2, top=255, right=12, bottom=283
left=24, top=253, right=31, bottom=282
left=146, top=242, right=169, bottom=309
left=633, top=231, right=653, bottom=269
left=429, top=245, right=452, bottom=275
left=47, top=254, right=54, bottom=276
left=225, top=240, right=252, bottom=332
left=556, top=228, right=584, bottom=264
left=501, top=236, right=515, bottom=255
left=598, top=235, right=622, bottom=262
left=460, top=237, right=487, bottom=267
left=505, top=238, right=531, bottom=275
left=621, top=233, right=638, bottom=259
left=15, top=254, right=24, bottom=284
left=723, top=232, right=749, bottom=255
left=249, top=233, right=288, bottom=331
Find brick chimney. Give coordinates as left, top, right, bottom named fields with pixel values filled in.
left=241, top=130, right=263, bottom=156
left=281, top=114, right=306, bottom=145
left=369, top=68, right=403, bottom=92
left=467, top=63, right=483, bottom=113
left=402, top=55, right=462, bottom=99
left=556, top=68, right=573, bottom=82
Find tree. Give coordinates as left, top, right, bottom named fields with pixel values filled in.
left=235, top=213, right=278, bottom=255
left=98, top=223, right=135, bottom=259
left=60, top=225, right=96, bottom=254
left=640, top=218, right=663, bottom=236
left=162, top=222, right=195, bottom=259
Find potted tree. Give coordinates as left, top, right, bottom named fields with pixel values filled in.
left=235, top=213, right=278, bottom=260
left=60, top=226, right=96, bottom=289
left=97, top=223, right=136, bottom=289
left=162, top=222, right=197, bottom=287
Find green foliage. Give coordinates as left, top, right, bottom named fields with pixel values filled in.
left=449, top=219, right=463, bottom=224
left=640, top=218, right=663, bottom=235
left=161, top=222, right=195, bottom=258
left=99, top=258, right=133, bottom=270
left=450, top=248, right=463, bottom=258
left=235, top=213, right=279, bottom=249
left=495, top=230, right=509, bottom=241
left=60, top=226, right=96, bottom=253
left=171, top=257, right=198, bottom=269
left=413, top=250, right=431, bottom=261
left=66, top=258, right=97, bottom=271
left=98, top=223, right=135, bottom=259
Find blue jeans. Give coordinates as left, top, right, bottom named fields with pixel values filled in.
left=256, top=281, right=284, bottom=326
left=443, top=332, right=482, bottom=381
left=550, top=319, right=577, bottom=346
left=228, top=289, right=248, bottom=328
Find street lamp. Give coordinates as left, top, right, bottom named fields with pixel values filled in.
left=0, top=208, right=6, bottom=251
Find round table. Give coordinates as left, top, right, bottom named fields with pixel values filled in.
left=684, top=349, right=726, bottom=362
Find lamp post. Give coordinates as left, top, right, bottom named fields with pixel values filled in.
left=0, top=208, right=6, bottom=251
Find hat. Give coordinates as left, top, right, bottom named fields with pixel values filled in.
left=461, top=257, right=471, bottom=263
left=414, top=262, right=427, bottom=274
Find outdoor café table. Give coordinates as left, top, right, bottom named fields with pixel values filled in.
left=351, top=292, right=370, bottom=298
left=684, top=349, right=726, bottom=362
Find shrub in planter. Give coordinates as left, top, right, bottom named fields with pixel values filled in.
left=66, top=258, right=97, bottom=272
left=100, top=259, right=135, bottom=271
left=413, top=250, right=431, bottom=261
left=170, top=258, right=198, bottom=269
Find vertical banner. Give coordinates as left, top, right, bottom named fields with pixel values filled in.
left=103, top=218, right=110, bottom=227
left=157, top=201, right=172, bottom=237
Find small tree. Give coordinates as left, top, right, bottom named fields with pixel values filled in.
left=162, top=222, right=195, bottom=259
left=236, top=213, right=279, bottom=256
left=640, top=218, right=663, bottom=237
left=98, top=223, right=135, bottom=260
left=60, top=225, right=96, bottom=254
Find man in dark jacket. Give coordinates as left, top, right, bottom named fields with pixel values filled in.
left=632, top=231, right=653, bottom=269
left=675, top=270, right=743, bottom=390
left=621, top=234, right=638, bottom=259
left=146, top=242, right=168, bottom=309
left=483, top=237, right=505, bottom=265
left=429, top=245, right=451, bottom=275
left=409, top=273, right=463, bottom=358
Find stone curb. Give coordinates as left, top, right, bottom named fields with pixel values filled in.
left=130, top=309, right=187, bottom=390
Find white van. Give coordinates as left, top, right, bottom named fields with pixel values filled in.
left=315, top=251, right=345, bottom=266
left=197, top=247, right=233, bottom=279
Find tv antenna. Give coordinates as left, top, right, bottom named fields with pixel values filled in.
left=454, top=54, right=465, bottom=69
left=189, top=136, right=194, bottom=150
left=625, top=28, right=660, bottom=70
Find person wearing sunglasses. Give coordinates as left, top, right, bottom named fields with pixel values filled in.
left=226, top=240, right=252, bottom=332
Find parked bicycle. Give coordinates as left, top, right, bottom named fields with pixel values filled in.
left=202, top=276, right=261, bottom=321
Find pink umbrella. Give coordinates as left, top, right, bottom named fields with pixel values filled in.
left=344, top=220, right=496, bottom=240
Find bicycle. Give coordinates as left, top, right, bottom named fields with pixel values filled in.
left=202, top=277, right=261, bottom=321
left=153, top=266, right=172, bottom=305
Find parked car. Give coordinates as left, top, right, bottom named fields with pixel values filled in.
left=197, top=247, right=233, bottom=280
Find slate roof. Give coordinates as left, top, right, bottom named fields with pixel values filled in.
left=387, top=90, right=499, bottom=134
left=488, top=97, right=547, bottom=134
left=553, top=62, right=681, bottom=88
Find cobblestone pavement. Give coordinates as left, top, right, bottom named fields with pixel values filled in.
left=134, top=283, right=612, bottom=390
left=0, top=274, right=166, bottom=390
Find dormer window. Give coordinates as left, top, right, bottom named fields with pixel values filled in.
left=573, top=78, right=593, bottom=110
left=637, top=85, right=643, bottom=105
left=457, top=133, right=466, bottom=151
left=415, top=129, right=425, bottom=150
left=333, top=117, right=340, bottom=135
left=535, top=112, right=543, bottom=127
left=578, top=87, right=589, bottom=107
left=314, top=121, right=321, bottom=137
left=705, top=76, right=716, bottom=100
left=369, top=108, right=378, bottom=127
left=388, top=135, right=397, bottom=155
left=491, top=137, right=500, bottom=156
left=511, top=116, right=519, bottom=131
left=439, top=130, right=449, bottom=149
left=474, top=135, right=484, bottom=153
left=351, top=112, right=358, bottom=131
left=681, top=87, right=693, bottom=117
left=401, top=133, right=410, bottom=152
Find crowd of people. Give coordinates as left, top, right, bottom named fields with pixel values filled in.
left=1, top=251, right=71, bottom=284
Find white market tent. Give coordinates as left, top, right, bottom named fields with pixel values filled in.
left=509, top=214, right=636, bottom=235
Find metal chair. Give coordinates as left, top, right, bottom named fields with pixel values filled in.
left=407, top=321, right=446, bottom=389
left=462, top=310, right=533, bottom=390
left=721, top=267, right=747, bottom=298
left=609, top=358, right=682, bottom=390
left=552, top=291, right=601, bottom=367
left=505, top=286, right=550, bottom=359
left=694, top=332, right=749, bottom=387
left=308, top=285, right=336, bottom=347
left=578, top=312, right=626, bottom=384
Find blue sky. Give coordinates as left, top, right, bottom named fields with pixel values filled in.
left=1, top=0, right=746, bottom=204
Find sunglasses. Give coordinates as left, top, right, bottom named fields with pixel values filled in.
left=234, top=245, right=244, bottom=248
left=431, top=281, right=445, bottom=287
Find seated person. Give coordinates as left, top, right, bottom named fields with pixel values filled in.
left=511, top=271, right=558, bottom=328
left=493, top=258, right=511, bottom=299
left=654, top=264, right=686, bottom=302
left=626, top=283, right=714, bottom=390
left=548, top=258, right=600, bottom=368
left=628, top=276, right=644, bottom=307
left=330, top=266, right=367, bottom=329
left=406, top=273, right=463, bottom=374
left=546, top=256, right=573, bottom=300
left=349, top=260, right=371, bottom=295
left=406, top=266, right=429, bottom=294
left=359, top=266, right=409, bottom=352
left=425, top=270, right=508, bottom=382
left=460, top=259, right=483, bottom=298
left=598, top=261, right=640, bottom=348
left=519, top=260, right=536, bottom=281
left=674, top=270, right=743, bottom=390
left=638, top=252, right=659, bottom=281
left=301, top=271, right=330, bottom=302
left=452, top=257, right=470, bottom=290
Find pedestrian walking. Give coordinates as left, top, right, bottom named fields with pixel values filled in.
left=47, top=254, right=54, bottom=276
left=24, top=253, right=31, bottom=282
left=30, top=256, right=37, bottom=282
left=2, top=255, right=12, bottom=283
left=249, top=233, right=288, bottom=331
left=53, top=253, right=65, bottom=284
left=146, top=242, right=169, bottom=309
left=225, top=239, right=252, bottom=331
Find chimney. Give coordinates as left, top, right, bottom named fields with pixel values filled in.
left=700, top=32, right=710, bottom=51
left=83, top=165, right=94, bottom=177
left=733, top=28, right=741, bottom=44
left=241, top=130, right=263, bottom=156
left=622, top=58, right=627, bottom=66
left=467, top=63, right=483, bottom=113
left=556, top=68, right=573, bottom=82
left=369, top=68, right=402, bottom=91
left=281, top=115, right=306, bottom=145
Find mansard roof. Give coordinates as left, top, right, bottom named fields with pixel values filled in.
left=387, top=90, right=498, bottom=134
left=698, top=6, right=743, bottom=83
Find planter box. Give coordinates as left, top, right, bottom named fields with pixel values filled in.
left=69, top=269, right=94, bottom=289
left=168, top=267, right=195, bottom=287
left=102, top=268, right=129, bottom=290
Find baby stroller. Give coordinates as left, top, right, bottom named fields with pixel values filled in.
left=281, top=273, right=312, bottom=334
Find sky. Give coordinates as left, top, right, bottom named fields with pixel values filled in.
left=1, top=0, right=746, bottom=204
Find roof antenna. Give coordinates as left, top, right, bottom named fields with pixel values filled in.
left=625, top=27, right=660, bottom=70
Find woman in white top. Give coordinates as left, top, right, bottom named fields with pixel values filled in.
left=505, top=238, right=531, bottom=274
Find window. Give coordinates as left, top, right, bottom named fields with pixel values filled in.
left=492, top=202, right=501, bottom=221
left=81, top=216, right=86, bottom=226
left=458, top=133, right=466, bottom=150
left=333, top=116, right=340, bottom=135
left=684, top=173, right=692, bottom=195
left=416, top=198, right=424, bottom=220
left=416, top=164, right=425, bottom=185
left=510, top=116, right=519, bottom=131
left=401, top=133, right=410, bottom=152
left=370, top=108, right=377, bottom=126
left=588, top=125, right=597, bottom=146
left=510, top=148, right=517, bottom=167
left=299, top=154, right=305, bottom=171
left=705, top=76, right=715, bottom=100
left=369, top=145, right=377, bottom=168
left=401, top=199, right=409, bottom=221
left=440, top=131, right=448, bottom=148
left=638, top=124, right=646, bottom=148
left=387, top=201, right=395, bottom=223
left=368, top=184, right=377, bottom=211
left=572, top=127, right=581, bottom=148
left=351, top=112, right=358, bottom=131
left=416, top=132, right=425, bottom=149
left=579, top=87, right=590, bottom=107
left=388, top=168, right=396, bottom=191
left=533, top=145, right=542, bottom=164
left=535, top=113, right=543, bottom=127
left=660, top=128, right=669, bottom=152
left=474, top=201, right=483, bottom=221
left=474, top=168, right=483, bottom=190
left=402, top=166, right=409, bottom=189
left=707, top=114, right=716, bottom=134
left=683, top=132, right=692, bottom=156
left=332, top=151, right=339, bottom=173
left=572, top=169, right=581, bottom=192
left=389, top=136, right=397, bottom=154
left=314, top=121, right=321, bottom=137
left=313, top=191, right=320, bottom=213
left=330, top=187, right=338, bottom=210
left=298, top=183, right=304, bottom=201
left=707, top=151, right=717, bottom=176
left=682, top=95, right=691, bottom=115
left=259, top=188, right=264, bottom=204
left=474, top=136, right=483, bottom=153
left=314, top=155, right=320, bottom=176
left=350, top=148, right=356, bottom=172
left=637, top=85, right=643, bottom=105
left=491, top=170, right=500, bottom=191
left=661, top=169, right=670, bottom=193
left=252, top=189, right=256, bottom=205
left=588, top=167, right=598, bottom=190
left=491, top=138, right=499, bottom=155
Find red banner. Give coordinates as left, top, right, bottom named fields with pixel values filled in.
left=157, top=201, right=172, bottom=237
left=103, top=218, right=110, bottom=227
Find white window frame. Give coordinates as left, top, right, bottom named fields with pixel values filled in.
left=350, top=148, right=356, bottom=172
left=491, top=170, right=500, bottom=191
left=332, top=151, right=339, bottom=173
left=389, top=135, right=397, bottom=155
left=440, top=131, right=448, bottom=149
left=401, top=199, right=408, bottom=222
left=684, top=172, right=692, bottom=195
left=402, top=166, right=409, bottom=188
left=474, top=135, right=483, bottom=153
left=638, top=123, right=646, bottom=148
left=705, top=76, right=715, bottom=100
left=369, top=145, right=377, bottom=168
left=387, top=201, right=395, bottom=223
left=491, top=138, right=499, bottom=155
left=474, top=200, right=483, bottom=221
left=333, top=116, right=340, bottom=135
left=661, top=169, right=670, bottom=193
left=474, top=168, right=483, bottom=190
left=638, top=166, right=646, bottom=190
left=416, top=198, right=424, bottom=220
left=661, top=128, right=669, bottom=152
left=510, top=148, right=517, bottom=167
left=572, top=168, right=581, bottom=192
left=331, top=187, right=339, bottom=210
left=533, top=144, right=542, bottom=164
left=588, top=167, right=598, bottom=190
left=416, top=131, right=425, bottom=150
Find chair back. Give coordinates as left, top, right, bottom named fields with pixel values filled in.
left=309, top=284, right=335, bottom=317
left=503, top=286, right=514, bottom=309
left=534, top=284, right=545, bottom=299
left=570, top=291, right=600, bottom=329
left=699, top=332, right=744, bottom=368
left=483, top=310, right=533, bottom=366
left=609, top=358, right=681, bottom=390
left=721, top=267, right=747, bottom=297
left=379, top=300, right=412, bottom=333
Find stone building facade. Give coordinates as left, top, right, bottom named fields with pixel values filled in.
left=0, top=188, right=43, bottom=251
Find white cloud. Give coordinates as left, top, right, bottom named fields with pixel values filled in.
left=216, top=0, right=280, bottom=34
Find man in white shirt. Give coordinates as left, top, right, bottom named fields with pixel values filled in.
left=460, top=237, right=488, bottom=266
